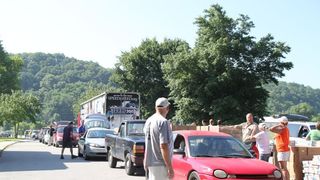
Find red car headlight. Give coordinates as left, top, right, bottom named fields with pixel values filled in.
left=213, top=170, right=227, bottom=179
left=270, top=170, right=282, bottom=179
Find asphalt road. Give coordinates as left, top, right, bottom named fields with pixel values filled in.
left=0, top=140, right=145, bottom=180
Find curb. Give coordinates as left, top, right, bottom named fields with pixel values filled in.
left=0, top=141, right=20, bottom=158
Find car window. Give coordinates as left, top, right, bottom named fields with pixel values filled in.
left=188, top=136, right=251, bottom=157
left=298, top=125, right=309, bottom=138
left=127, top=122, right=145, bottom=135
left=287, top=124, right=300, bottom=137
left=87, top=130, right=112, bottom=138
left=85, top=120, right=110, bottom=129
left=173, top=134, right=186, bottom=152
left=57, top=127, right=65, bottom=133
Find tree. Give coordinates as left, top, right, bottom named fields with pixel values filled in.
left=265, top=82, right=320, bottom=115
left=0, top=91, right=41, bottom=137
left=0, top=41, right=23, bottom=93
left=111, top=38, right=190, bottom=118
left=162, top=4, right=293, bottom=124
left=311, top=114, right=320, bottom=122
left=288, top=102, right=315, bottom=118
left=19, top=52, right=112, bottom=122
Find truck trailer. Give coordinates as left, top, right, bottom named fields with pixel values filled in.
left=80, top=92, right=140, bottom=128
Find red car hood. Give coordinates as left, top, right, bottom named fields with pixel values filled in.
left=189, top=157, right=277, bottom=175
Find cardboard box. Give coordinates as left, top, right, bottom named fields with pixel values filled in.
left=286, top=146, right=320, bottom=180
left=172, top=125, right=196, bottom=131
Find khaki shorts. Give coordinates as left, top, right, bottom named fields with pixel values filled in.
left=277, top=151, right=290, bottom=161
left=148, top=166, right=168, bottom=180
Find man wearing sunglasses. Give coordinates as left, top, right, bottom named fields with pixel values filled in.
left=270, top=116, right=290, bottom=180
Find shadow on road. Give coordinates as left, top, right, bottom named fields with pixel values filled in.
left=0, top=151, right=89, bottom=172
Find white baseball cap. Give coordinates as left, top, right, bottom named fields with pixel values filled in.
left=280, top=116, right=289, bottom=123
left=155, top=97, right=170, bottom=108
left=258, top=123, right=267, bottom=130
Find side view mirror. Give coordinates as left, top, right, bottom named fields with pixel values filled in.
left=173, top=149, right=186, bottom=156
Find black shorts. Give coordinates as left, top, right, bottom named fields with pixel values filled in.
left=62, top=140, right=72, bottom=148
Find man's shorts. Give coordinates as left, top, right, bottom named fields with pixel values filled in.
left=148, top=166, right=169, bottom=180
left=62, top=140, right=72, bottom=148
left=277, top=151, right=290, bottom=161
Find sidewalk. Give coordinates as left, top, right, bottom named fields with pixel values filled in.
left=0, top=141, right=19, bottom=157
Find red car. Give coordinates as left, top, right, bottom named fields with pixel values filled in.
left=53, top=125, right=79, bottom=147
left=172, top=130, right=282, bottom=180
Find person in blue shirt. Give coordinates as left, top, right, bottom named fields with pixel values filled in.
left=78, top=120, right=85, bottom=137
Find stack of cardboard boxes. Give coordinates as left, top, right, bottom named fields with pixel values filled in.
left=287, top=146, right=320, bottom=180
left=302, top=155, right=320, bottom=180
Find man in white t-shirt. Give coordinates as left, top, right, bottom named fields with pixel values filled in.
left=250, top=123, right=271, bottom=162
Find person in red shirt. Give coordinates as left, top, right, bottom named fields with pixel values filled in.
left=270, top=116, right=290, bottom=180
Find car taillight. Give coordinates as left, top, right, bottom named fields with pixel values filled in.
left=133, top=145, right=144, bottom=154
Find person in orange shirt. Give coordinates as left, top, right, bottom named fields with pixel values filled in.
left=270, top=116, right=290, bottom=180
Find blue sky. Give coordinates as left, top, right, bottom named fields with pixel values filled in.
left=0, top=0, right=319, bottom=89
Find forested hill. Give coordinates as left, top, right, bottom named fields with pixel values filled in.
left=18, top=53, right=111, bottom=122
left=265, top=82, right=320, bottom=119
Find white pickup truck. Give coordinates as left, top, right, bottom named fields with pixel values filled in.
left=264, top=117, right=317, bottom=145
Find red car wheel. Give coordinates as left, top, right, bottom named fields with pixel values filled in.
left=188, top=171, right=200, bottom=180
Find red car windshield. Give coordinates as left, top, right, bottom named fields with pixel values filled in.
left=188, top=136, right=252, bottom=158
left=56, top=126, right=77, bottom=133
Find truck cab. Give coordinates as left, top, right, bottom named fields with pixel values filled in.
left=105, top=120, right=145, bottom=175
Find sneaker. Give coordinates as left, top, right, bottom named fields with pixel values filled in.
left=71, top=155, right=77, bottom=159
left=60, top=156, right=64, bottom=159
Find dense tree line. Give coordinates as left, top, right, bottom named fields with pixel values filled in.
left=265, top=82, right=320, bottom=121
left=19, top=53, right=112, bottom=123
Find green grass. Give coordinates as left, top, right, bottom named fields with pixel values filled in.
left=0, top=138, right=20, bottom=142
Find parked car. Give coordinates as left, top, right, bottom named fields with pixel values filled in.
left=53, top=125, right=79, bottom=147
left=105, top=120, right=146, bottom=175
left=31, top=130, right=40, bottom=139
left=0, top=131, right=12, bottom=138
left=78, top=127, right=114, bottom=160
left=172, top=130, right=282, bottom=180
left=38, top=127, right=50, bottom=143
left=24, top=130, right=31, bottom=138
left=43, top=129, right=51, bottom=145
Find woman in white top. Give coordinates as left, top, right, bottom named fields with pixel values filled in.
left=250, top=123, right=271, bottom=162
